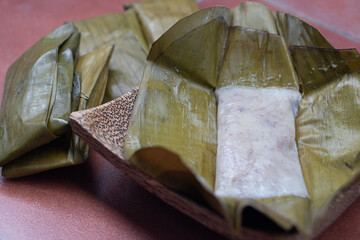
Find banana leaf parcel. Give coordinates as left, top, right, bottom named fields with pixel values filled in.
left=0, top=23, right=113, bottom=177
left=0, top=0, right=198, bottom=177
left=0, top=23, right=79, bottom=167
left=123, top=4, right=360, bottom=237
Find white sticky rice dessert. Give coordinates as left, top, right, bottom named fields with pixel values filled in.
left=215, top=86, right=309, bottom=199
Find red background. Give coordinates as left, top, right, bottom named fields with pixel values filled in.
left=0, top=0, right=360, bottom=239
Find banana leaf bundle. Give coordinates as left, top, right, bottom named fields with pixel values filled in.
left=0, top=23, right=114, bottom=177
left=74, top=0, right=198, bottom=101
left=0, top=0, right=198, bottom=178
left=0, top=23, right=79, bottom=167
left=123, top=3, right=360, bottom=237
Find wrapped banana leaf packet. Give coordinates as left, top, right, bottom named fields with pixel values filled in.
left=124, top=2, right=360, bottom=237
left=0, top=22, right=114, bottom=177
left=0, top=0, right=197, bottom=177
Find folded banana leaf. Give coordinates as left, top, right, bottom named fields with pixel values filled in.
left=123, top=4, right=360, bottom=237
left=126, top=0, right=199, bottom=47
left=125, top=6, right=231, bottom=183
left=232, top=2, right=333, bottom=48
left=0, top=23, right=79, bottom=166
left=291, top=46, right=360, bottom=230
left=74, top=0, right=198, bottom=101
left=231, top=2, right=278, bottom=34
left=1, top=44, right=114, bottom=178
left=217, top=27, right=298, bottom=90
left=74, top=44, right=114, bottom=160
left=74, top=9, right=148, bottom=101
left=276, top=12, right=334, bottom=48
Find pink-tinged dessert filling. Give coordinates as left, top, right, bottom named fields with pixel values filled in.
left=215, top=86, right=309, bottom=199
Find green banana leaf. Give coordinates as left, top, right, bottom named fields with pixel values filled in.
left=125, top=7, right=231, bottom=184
left=74, top=9, right=148, bottom=101
left=1, top=44, right=114, bottom=178
left=231, top=2, right=278, bottom=34
left=217, top=26, right=298, bottom=90
left=0, top=23, right=79, bottom=166
left=291, top=46, right=360, bottom=231
left=74, top=44, right=114, bottom=160
left=126, top=0, right=199, bottom=47
left=74, top=0, right=198, bottom=101
left=232, top=2, right=333, bottom=48
left=275, top=12, right=334, bottom=48
left=123, top=4, right=360, bottom=237
left=124, top=6, right=232, bottom=219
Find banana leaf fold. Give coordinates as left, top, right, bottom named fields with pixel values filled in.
left=292, top=46, right=360, bottom=229
left=232, top=2, right=334, bottom=48
left=74, top=0, right=198, bottom=101
left=125, top=0, right=199, bottom=47
left=74, top=9, right=148, bottom=100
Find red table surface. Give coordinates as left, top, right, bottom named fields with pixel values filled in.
left=1, top=0, right=360, bottom=239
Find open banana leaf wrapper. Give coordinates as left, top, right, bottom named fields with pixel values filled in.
left=1, top=0, right=360, bottom=238
left=123, top=3, right=360, bottom=237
